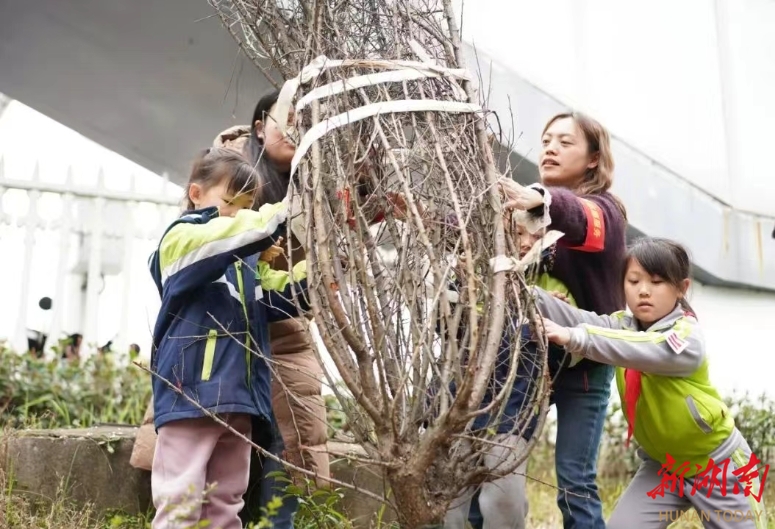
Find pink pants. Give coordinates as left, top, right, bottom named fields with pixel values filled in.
left=151, top=413, right=252, bottom=529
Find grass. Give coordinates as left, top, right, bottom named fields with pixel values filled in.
left=1, top=351, right=773, bottom=528
left=0, top=468, right=151, bottom=529
left=2, top=440, right=772, bottom=529
left=524, top=440, right=774, bottom=529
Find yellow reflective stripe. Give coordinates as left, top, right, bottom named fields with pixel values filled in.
left=235, top=261, right=251, bottom=387
left=258, top=261, right=290, bottom=291
left=586, top=316, right=692, bottom=343
left=201, top=329, right=218, bottom=381
left=673, top=318, right=692, bottom=339
left=256, top=260, right=308, bottom=291
left=159, top=203, right=287, bottom=275
left=730, top=449, right=767, bottom=529
left=585, top=326, right=668, bottom=343
left=291, top=260, right=307, bottom=282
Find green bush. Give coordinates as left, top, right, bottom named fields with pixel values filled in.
left=324, top=394, right=348, bottom=437
left=597, top=400, right=642, bottom=480
left=724, top=390, right=775, bottom=466
left=549, top=392, right=775, bottom=482
left=597, top=392, right=775, bottom=480
left=0, top=346, right=150, bottom=429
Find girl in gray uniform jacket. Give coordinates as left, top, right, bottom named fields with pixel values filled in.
left=534, top=237, right=766, bottom=529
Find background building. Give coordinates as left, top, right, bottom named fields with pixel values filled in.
left=0, top=0, right=772, bottom=395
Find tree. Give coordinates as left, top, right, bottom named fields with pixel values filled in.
left=209, top=1, right=551, bottom=526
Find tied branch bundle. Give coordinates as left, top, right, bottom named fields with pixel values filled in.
left=210, top=0, right=552, bottom=525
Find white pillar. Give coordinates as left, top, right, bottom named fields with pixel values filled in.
left=64, top=272, right=85, bottom=340
left=83, top=171, right=106, bottom=349
left=48, top=167, right=74, bottom=350
left=118, top=185, right=137, bottom=353
left=14, top=163, right=41, bottom=351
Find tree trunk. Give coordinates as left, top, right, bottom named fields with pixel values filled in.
left=387, top=466, right=447, bottom=529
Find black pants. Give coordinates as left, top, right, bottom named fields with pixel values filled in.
left=239, top=423, right=298, bottom=528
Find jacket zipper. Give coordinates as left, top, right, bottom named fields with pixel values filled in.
left=234, top=261, right=252, bottom=387
left=685, top=395, right=713, bottom=434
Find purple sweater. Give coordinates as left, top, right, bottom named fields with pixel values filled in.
left=532, top=187, right=627, bottom=316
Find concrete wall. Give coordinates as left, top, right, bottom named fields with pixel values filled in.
left=1, top=427, right=392, bottom=527
left=691, top=281, right=775, bottom=398
left=453, top=0, right=775, bottom=218
left=0, top=0, right=274, bottom=180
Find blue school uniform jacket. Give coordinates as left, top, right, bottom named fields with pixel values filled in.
left=472, top=325, right=543, bottom=439
left=148, top=203, right=310, bottom=438
left=442, top=250, right=561, bottom=440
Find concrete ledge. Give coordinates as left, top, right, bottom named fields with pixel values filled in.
left=325, top=441, right=395, bottom=527
left=1, top=426, right=152, bottom=516
left=1, top=426, right=392, bottom=527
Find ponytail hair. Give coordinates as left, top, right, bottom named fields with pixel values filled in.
left=678, top=298, right=697, bottom=320
left=183, top=147, right=259, bottom=211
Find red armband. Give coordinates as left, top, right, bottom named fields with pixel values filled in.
left=569, top=198, right=605, bottom=252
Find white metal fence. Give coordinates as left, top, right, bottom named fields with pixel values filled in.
left=0, top=157, right=182, bottom=356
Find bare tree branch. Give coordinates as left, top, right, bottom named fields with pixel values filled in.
left=205, top=1, right=551, bottom=526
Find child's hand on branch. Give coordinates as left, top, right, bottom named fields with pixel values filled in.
left=549, top=291, right=571, bottom=304
left=539, top=318, right=572, bottom=346
left=260, top=236, right=284, bottom=263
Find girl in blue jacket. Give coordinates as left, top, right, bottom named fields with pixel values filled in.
left=148, top=147, right=309, bottom=529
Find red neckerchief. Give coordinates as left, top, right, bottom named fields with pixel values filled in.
left=623, top=368, right=641, bottom=447
left=623, top=308, right=697, bottom=447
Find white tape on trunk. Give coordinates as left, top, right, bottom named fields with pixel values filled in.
left=271, top=54, right=473, bottom=135
left=295, top=66, right=470, bottom=113
left=291, top=99, right=481, bottom=176
left=489, top=230, right=566, bottom=273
